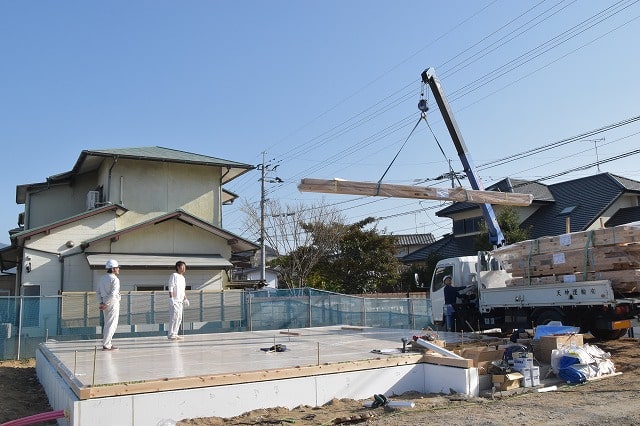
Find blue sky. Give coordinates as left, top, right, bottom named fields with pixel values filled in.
left=1, top=1, right=639, bottom=246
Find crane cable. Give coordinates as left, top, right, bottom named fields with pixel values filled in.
left=422, top=116, right=464, bottom=188
left=375, top=114, right=422, bottom=194
left=376, top=86, right=464, bottom=194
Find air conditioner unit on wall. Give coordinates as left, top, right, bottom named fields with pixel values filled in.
left=86, top=191, right=100, bottom=210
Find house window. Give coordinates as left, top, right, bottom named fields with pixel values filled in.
left=233, top=270, right=250, bottom=281
left=452, top=217, right=483, bottom=235
left=432, top=265, right=454, bottom=293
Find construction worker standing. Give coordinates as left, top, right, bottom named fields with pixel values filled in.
left=168, top=261, right=189, bottom=340
left=97, top=259, right=121, bottom=350
left=443, top=275, right=463, bottom=332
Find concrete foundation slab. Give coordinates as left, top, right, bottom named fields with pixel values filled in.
left=36, top=326, right=480, bottom=426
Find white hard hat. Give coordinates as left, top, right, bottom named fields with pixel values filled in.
left=443, top=275, right=452, bottom=282
left=105, top=259, right=119, bottom=269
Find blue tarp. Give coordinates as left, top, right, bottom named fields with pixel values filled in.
left=559, top=355, right=580, bottom=369
left=558, top=365, right=588, bottom=384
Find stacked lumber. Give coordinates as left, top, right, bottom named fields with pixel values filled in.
left=492, top=223, right=640, bottom=295
left=298, top=178, right=534, bottom=206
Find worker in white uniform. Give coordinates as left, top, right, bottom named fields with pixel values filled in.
left=168, top=261, right=189, bottom=340
left=97, top=259, right=121, bottom=351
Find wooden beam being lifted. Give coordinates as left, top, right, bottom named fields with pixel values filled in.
left=298, top=178, right=533, bottom=206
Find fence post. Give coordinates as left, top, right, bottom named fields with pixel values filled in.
left=307, top=289, right=312, bottom=328
left=150, top=292, right=155, bottom=324
left=220, top=291, right=225, bottom=322
left=247, top=290, right=252, bottom=332
left=127, top=292, right=132, bottom=328
left=17, top=296, right=23, bottom=360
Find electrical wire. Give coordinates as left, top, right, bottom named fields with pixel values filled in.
left=226, top=2, right=638, bottom=200
left=223, top=1, right=640, bottom=238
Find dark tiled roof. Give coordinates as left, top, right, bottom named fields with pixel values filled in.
left=604, top=207, right=640, bottom=227
left=402, top=234, right=477, bottom=263
left=392, top=233, right=436, bottom=246
left=437, top=177, right=553, bottom=216
left=491, top=178, right=555, bottom=201
left=404, top=173, right=640, bottom=264
left=521, top=173, right=640, bottom=238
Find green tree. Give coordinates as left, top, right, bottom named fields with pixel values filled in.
left=474, top=206, right=532, bottom=251
left=313, top=217, right=401, bottom=294
left=398, top=256, right=442, bottom=293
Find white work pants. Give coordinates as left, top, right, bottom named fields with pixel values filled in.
left=168, top=301, right=184, bottom=338
left=102, top=302, right=120, bottom=349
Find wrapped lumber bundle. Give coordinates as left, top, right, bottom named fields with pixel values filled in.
left=493, top=223, right=640, bottom=295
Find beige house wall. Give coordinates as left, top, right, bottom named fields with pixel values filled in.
left=23, top=212, right=117, bottom=255
left=108, top=219, right=232, bottom=258
left=21, top=249, right=60, bottom=296
left=102, top=159, right=221, bottom=226
left=91, top=269, right=225, bottom=293
left=25, top=158, right=225, bottom=232
left=21, top=213, right=231, bottom=296
left=25, top=171, right=100, bottom=229
left=62, top=253, right=93, bottom=293
left=22, top=212, right=117, bottom=296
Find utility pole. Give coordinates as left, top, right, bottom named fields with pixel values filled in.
left=257, top=152, right=282, bottom=284
left=260, top=154, right=266, bottom=284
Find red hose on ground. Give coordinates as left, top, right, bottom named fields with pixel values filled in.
left=0, top=409, right=66, bottom=426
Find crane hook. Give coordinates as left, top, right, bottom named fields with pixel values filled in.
left=418, top=98, right=429, bottom=113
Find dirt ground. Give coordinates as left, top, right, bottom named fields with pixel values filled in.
left=1, top=335, right=639, bottom=425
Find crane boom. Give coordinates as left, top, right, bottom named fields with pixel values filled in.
left=421, top=67, right=505, bottom=247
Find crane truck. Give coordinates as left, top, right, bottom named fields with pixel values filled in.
left=421, top=67, right=640, bottom=339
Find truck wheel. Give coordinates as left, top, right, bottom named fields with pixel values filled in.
left=589, top=328, right=628, bottom=340
left=534, top=309, right=565, bottom=326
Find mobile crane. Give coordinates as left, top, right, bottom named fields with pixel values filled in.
left=421, top=67, right=639, bottom=339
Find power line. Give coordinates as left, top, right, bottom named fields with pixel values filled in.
left=223, top=2, right=640, bottom=238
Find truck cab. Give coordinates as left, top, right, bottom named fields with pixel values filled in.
left=430, top=256, right=478, bottom=324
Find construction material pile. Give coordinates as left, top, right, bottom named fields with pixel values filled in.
left=491, top=222, right=640, bottom=295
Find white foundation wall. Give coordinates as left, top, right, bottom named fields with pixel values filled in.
left=37, top=349, right=479, bottom=426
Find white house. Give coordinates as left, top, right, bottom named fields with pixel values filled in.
left=0, top=147, right=259, bottom=298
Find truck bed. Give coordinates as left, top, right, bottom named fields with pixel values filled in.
left=478, top=279, right=616, bottom=311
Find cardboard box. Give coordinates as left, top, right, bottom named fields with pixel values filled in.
left=492, top=372, right=524, bottom=391
left=459, top=346, right=503, bottom=366
left=537, top=334, right=583, bottom=363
